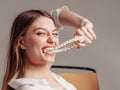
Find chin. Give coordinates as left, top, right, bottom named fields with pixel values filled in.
left=42, top=56, right=55, bottom=63
left=46, top=58, right=55, bottom=63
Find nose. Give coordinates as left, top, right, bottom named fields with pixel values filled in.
left=47, top=35, right=56, bottom=44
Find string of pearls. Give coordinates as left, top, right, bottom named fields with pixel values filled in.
left=46, top=36, right=85, bottom=53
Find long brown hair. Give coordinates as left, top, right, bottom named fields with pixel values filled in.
left=2, top=9, right=55, bottom=90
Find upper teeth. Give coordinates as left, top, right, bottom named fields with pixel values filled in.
left=43, top=47, right=54, bottom=53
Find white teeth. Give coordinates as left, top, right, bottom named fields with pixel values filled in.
left=46, top=36, right=85, bottom=53
left=43, top=47, right=54, bottom=53
left=46, top=48, right=54, bottom=51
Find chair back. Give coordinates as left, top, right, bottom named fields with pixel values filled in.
left=51, top=65, right=100, bottom=90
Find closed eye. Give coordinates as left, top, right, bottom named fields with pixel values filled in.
left=36, top=32, right=47, bottom=36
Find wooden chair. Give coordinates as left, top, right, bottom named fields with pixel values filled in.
left=51, top=65, right=100, bottom=90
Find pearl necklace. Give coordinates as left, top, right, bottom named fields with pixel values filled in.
left=46, top=36, right=85, bottom=53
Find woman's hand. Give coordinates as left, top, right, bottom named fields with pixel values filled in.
left=74, top=18, right=96, bottom=49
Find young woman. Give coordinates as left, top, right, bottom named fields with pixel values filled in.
left=2, top=6, right=96, bottom=90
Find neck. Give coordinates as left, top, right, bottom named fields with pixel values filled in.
left=23, top=63, right=52, bottom=78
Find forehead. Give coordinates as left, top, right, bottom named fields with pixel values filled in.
left=29, top=16, right=56, bottom=31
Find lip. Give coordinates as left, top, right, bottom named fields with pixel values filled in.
left=42, top=46, right=55, bottom=55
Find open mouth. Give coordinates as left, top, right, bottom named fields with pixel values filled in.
left=42, top=46, right=55, bottom=55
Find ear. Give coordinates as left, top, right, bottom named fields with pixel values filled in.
left=17, top=36, right=26, bottom=49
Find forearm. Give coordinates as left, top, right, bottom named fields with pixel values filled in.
left=51, top=6, right=96, bottom=43
left=59, top=6, right=84, bottom=28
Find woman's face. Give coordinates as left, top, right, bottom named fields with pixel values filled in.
left=21, top=16, right=59, bottom=65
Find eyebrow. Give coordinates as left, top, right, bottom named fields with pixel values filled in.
left=33, top=27, right=57, bottom=32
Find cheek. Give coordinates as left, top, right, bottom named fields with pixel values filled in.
left=24, top=38, right=44, bottom=56
left=25, top=37, right=45, bottom=49
left=24, top=38, right=44, bottom=63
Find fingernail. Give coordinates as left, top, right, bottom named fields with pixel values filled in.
left=77, top=46, right=81, bottom=50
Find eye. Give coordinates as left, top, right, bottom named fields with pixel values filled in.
left=52, top=32, right=59, bottom=37
left=36, top=32, right=47, bottom=37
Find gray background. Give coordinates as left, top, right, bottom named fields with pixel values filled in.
left=0, top=0, right=120, bottom=90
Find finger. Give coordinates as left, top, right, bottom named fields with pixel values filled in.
left=81, top=18, right=93, bottom=28
left=81, top=27, right=94, bottom=40
left=85, top=24, right=96, bottom=39
left=76, top=29, right=92, bottom=44
left=81, top=18, right=96, bottom=39
left=74, top=42, right=85, bottom=50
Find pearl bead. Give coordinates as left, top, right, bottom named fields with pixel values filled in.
left=47, top=36, right=85, bottom=53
